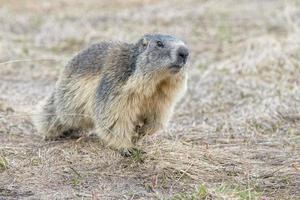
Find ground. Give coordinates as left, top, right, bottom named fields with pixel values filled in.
left=0, top=0, right=300, bottom=199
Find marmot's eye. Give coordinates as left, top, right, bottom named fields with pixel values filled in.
left=156, top=41, right=164, bottom=48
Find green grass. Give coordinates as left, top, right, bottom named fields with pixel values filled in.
left=0, top=155, right=8, bottom=172
left=170, top=184, right=209, bottom=200
left=216, top=184, right=262, bottom=200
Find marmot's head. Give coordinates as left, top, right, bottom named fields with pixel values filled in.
left=135, top=34, right=189, bottom=76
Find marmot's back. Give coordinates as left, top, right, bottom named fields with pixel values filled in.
left=65, top=42, right=111, bottom=76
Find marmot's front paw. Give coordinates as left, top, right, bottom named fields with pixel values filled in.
left=119, top=148, right=145, bottom=157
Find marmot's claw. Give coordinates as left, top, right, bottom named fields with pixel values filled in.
left=119, top=148, right=132, bottom=157
left=44, top=135, right=60, bottom=141
left=119, top=148, right=145, bottom=157
left=44, top=129, right=82, bottom=141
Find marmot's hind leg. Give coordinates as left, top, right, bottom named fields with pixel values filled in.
left=33, top=94, right=75, bottom=140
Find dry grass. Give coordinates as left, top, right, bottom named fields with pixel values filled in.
left=0, top=0, right=300, bottom=199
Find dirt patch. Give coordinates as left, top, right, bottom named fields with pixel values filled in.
left=0, top=188, right=34, bottom=199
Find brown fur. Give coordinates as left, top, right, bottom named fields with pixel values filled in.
left=96, top=73, right=187, bottom=149
left=33, top=34, right=189, bottom=154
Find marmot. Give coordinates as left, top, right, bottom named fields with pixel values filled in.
left=33, top=34, right=189, bottom=156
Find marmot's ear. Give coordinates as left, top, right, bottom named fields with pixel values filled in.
left=141, top=38, right=149, bottom=48
left=138, top=37, right=149, bottom=52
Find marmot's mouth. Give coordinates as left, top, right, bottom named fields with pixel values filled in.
left=169, top=65, right=183, bottom=73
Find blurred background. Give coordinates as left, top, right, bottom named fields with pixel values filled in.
left=0, top=0, right=300, bottom=199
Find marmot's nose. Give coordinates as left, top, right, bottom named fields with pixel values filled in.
left=177, top=46, right=189, bottom=64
